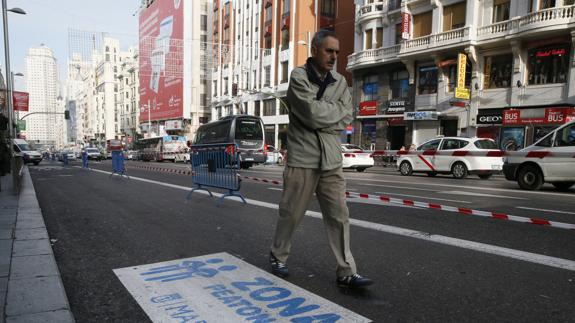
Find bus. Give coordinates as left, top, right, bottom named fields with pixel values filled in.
left=194, top=115, right=266, bottom=169
left=135, top=135, right=188, bottom=162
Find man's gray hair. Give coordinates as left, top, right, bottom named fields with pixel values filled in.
left=311, top=29, right=338, bottom=49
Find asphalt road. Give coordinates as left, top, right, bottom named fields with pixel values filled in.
left=29, top=160, right=575, bottom=322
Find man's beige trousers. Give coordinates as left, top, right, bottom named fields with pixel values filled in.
left=271, top=166, right=357, bottom=277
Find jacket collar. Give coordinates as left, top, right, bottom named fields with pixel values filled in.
left=305, top=58, right=336, bottom=87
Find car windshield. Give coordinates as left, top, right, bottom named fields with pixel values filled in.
left=474, top=139, right=498, bottom=149
left=86, top=148, right=99, bottom=153
left=17, top=144, right=32, bottom=151
left=235, top=119, right=263, bottom=140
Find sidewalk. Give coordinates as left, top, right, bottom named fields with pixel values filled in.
left=0, top=168, right=74, bottom=323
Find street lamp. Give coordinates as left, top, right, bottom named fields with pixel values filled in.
left=11, top=72, right=23, bottom=137
left=2, top=1, right=26, bottom=193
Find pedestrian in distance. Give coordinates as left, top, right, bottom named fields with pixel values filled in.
left=269, top=29, right=373, bottom=289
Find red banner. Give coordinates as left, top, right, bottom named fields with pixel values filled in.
left=401, top=12, right=410, bottom=39
left=503, top=107, right=575, bottom=125
left=359, top=101, right=377, bottom=116
left=13, top=91, right=29, bottom=112
left=139, top=0, right=184, bottom=123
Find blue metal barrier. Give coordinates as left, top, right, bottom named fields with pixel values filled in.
left=110, top=151, right=129, bottom=178
left=187, top=143, right=246, bottom=205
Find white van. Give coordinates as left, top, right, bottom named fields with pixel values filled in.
left=13, top=139, right=42, bottom=165
left=503, top=120, right=575, bottom=190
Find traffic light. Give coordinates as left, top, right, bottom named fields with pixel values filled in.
left=64, top=110, right=70, bottom=120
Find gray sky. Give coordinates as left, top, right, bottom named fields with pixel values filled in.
left=2, top=0, right=140, bottom=91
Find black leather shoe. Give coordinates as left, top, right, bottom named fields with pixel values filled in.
left=337, top=274, right=373, bottom=288
left=269, top=252, right=289, bottom=277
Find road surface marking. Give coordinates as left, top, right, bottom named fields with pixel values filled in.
left=268, top=187, right=283, bottom=191
left=88, top=168, right=575, bottom=272
left=114, top=252, right=371, bottom=323
left=439, top=191, right=527, bottom=200
left=374, top=192, right=471, bottom=204
left=360, top=184, right=437, bottom=192
left=516, top=206, right=575, bottom=215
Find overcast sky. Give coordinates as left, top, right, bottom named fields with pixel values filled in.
left=1, top=0, right=139, bottom=91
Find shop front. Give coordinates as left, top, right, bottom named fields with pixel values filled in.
left=357, top=98, right=407, bottom=150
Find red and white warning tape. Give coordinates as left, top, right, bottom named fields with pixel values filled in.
left=371, top=150, right=575, bottom=158
left=239, top=175, right=575, bottom=231
left=129, top=164, right=193, bottom=175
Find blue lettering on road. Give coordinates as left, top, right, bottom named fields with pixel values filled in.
left=149, top=293, right=206, bottom=323
left=140, top=258, right=238, bottom=282
left=204, top=278, right=341, bottom=322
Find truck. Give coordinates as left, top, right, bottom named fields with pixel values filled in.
left=13, top=139, right=42, bottom=165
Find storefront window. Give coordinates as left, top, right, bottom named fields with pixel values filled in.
left=390, top=69, right=409, bottom=99
left=500, top=127, right=525, bottom=151
left=362, top=75, right=379, bottom=101
left=527, top=44, right=570, bottom=85
left=264, top=125, right=275, bottom=146
left=417, top=65, right=437, bottom=94
left=484, top=54, right=513, bottom=89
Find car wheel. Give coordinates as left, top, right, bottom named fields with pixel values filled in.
left=478, top=173, right=492, bottom=180
left=426, top=172, right=437, bottom=177
left=551, top=182, right=574, bottom=191
left=451, top=162, right=468, bottom=179
left=356, top=168, right=366, bottom=172
left=399, top=161, right=413, bottom=176
left=517, top=165, right=543, bottom=191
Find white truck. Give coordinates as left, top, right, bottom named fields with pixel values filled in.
left=13, top=139, right=42, bottom=165
left=502, top=120, right=575, bottom=191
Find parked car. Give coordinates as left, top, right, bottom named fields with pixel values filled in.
left=85, top=147, right=102, bottom=161
left=13, top=139, right=42, bottom=165
left=503, top=120, right=575, bottom=190
left=265, top=145, right=284, bottom=165
left=397, top=137, right=503, bottom=179
left=341, top=144, right=374, bottom=172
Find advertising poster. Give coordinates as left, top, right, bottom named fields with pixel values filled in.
left=139, top=0, right=184, bottom=123
left=12, top=91, right=29, bottom=112
left=500, top=127, right=525, bottom=151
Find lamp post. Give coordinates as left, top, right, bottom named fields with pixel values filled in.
left=11, top=71, right=22, bottom=135
left=2, top=1, right=26, bottom=193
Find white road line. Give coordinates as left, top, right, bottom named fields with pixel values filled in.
left=516, top=206, right=575, bottom=215
left=361, top=184, right=437, bottom=192
left=346, top=178, right=575, bottom=197
left=439, top=191, right=527, bottom=200
left=374, top=191, right=471, bottom=204
left=87, top=168, right=575, bottom=272
left=268, top=187, right=283, bottom=191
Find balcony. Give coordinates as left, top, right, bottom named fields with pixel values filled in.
left=478, top=5, right=575, bottom=42
left=400, top=27, right=470, bottom=55
left=347, top=44, right=400, bottom=70
left=356, top=1, right=387, bottom=24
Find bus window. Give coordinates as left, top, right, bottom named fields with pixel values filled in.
left=235, top=119, right=263, bottom=140
left=195, top=120, right=231, bottom=144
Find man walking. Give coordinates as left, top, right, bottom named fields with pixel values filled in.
left=269, top=30, right=373, bottom=288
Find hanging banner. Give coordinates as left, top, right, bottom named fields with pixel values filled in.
left=13, top=91, right=29, bottom=112
left=401, top=12, right=410, bottom=39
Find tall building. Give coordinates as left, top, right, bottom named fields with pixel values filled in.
left=210, top=0, right=355, bottom=149
left=138, top=0, right=212, bottom=140
left=23, top=45, right=64, bottom=149
left=116, top=47, right=141, bottom=145
left=349, top=0, right=575, bottom=151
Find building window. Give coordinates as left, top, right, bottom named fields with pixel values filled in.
left=484, top=54, right=513, bottom=89
left=417, top=65, right=438, bottom=94
left=527, top=44, right=570, bottom=85
left=201, top=15, right=208, bottom=31
left=540, top=0, right=556, bottom=9
left=390, top=69, right=409, bottom=99
left=254, top=100, right=261, bottom=116
left=213, top=80, right=218, bottom=94
left=224, top=77, right=228, bottom=95
left=321, top=0, right=336, bottom=17
left=493, top=0, right=510, bottom=23
left=395, top=23, right=402, bottom=45
left=265, top=125, right=276, bottom=146
left=279, top=97, right=288, bottom=115
left=365, top=29, right=373, bottom=50
left=265, top=35, right=272, bottom=49
left=281, top=62, right=289, bottom=84
left=362, top=75, right=378, bottom=102
left=283, top=0, right=290, bottom=14
left=412, top=11, right=432, bottom=37
left=264, top=66, right=271, bottom=86
left=376, top=27, right=383, bottom=48
left=446, top=59, right=471, bottom=92
left=281, top=28, right=289, bottom=50
left=443, top=2, right=466, bottom=31
left=265, top=5, right=272, bottom=23
left=263, top=99, right=276, bottom=116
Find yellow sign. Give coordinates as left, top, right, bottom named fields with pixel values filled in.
left=455, top=87, right=470, bottom=100
left=457, top=53, right=467, bottom=89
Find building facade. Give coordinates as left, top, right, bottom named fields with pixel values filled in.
left=349, top=0, right=575, bottom=151
left=116, top=47, right=141, bottom=146
left=210, top=0, right=355, bottom=149
left=23, top=45, right=65, bottom=149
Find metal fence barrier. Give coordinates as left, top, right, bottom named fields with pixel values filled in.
left=188, top=143, right=246, bottom=205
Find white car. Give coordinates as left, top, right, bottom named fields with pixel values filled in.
left=341, top=144, right=374, bottom=172
left=397, top=137, right=503, bottom=179
left=265, top=145, right=284, bottom=165
left=503, top=120, right=575, bottom=190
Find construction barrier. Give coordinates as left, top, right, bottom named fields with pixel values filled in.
left=110, top=151, right=129, bottom=178
left=371, top=150, right=575, bottom=158
left=187, top=143, right=246, bottom=205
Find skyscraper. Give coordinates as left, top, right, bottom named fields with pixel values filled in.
left=23, top=45, right=64, bottom=149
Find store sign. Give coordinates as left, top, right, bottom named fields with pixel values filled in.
left=165, top=119, right=183, bottom=130
left=401, top=12, right=410, bottom=39
left=404, top=111, right=438, bottom=120
left=454, top=53, right=468, bottom=99
left=477, top=110, right=503, bottom=125
left=535, top=48, right=566, bottom=57
left=359, top=101, right=377, bottom=116
left=382, top=99, right=407, bottom=114
left=503, top=108, right=574, bottom=125
left=454, top=87, right=470, bottom=100
left=13, top=91, right=29, bottom=112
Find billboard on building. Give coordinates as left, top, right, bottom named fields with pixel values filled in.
left=139, top=0, right=184, bottom=123
left=13, top=91, right=29, bottom=112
